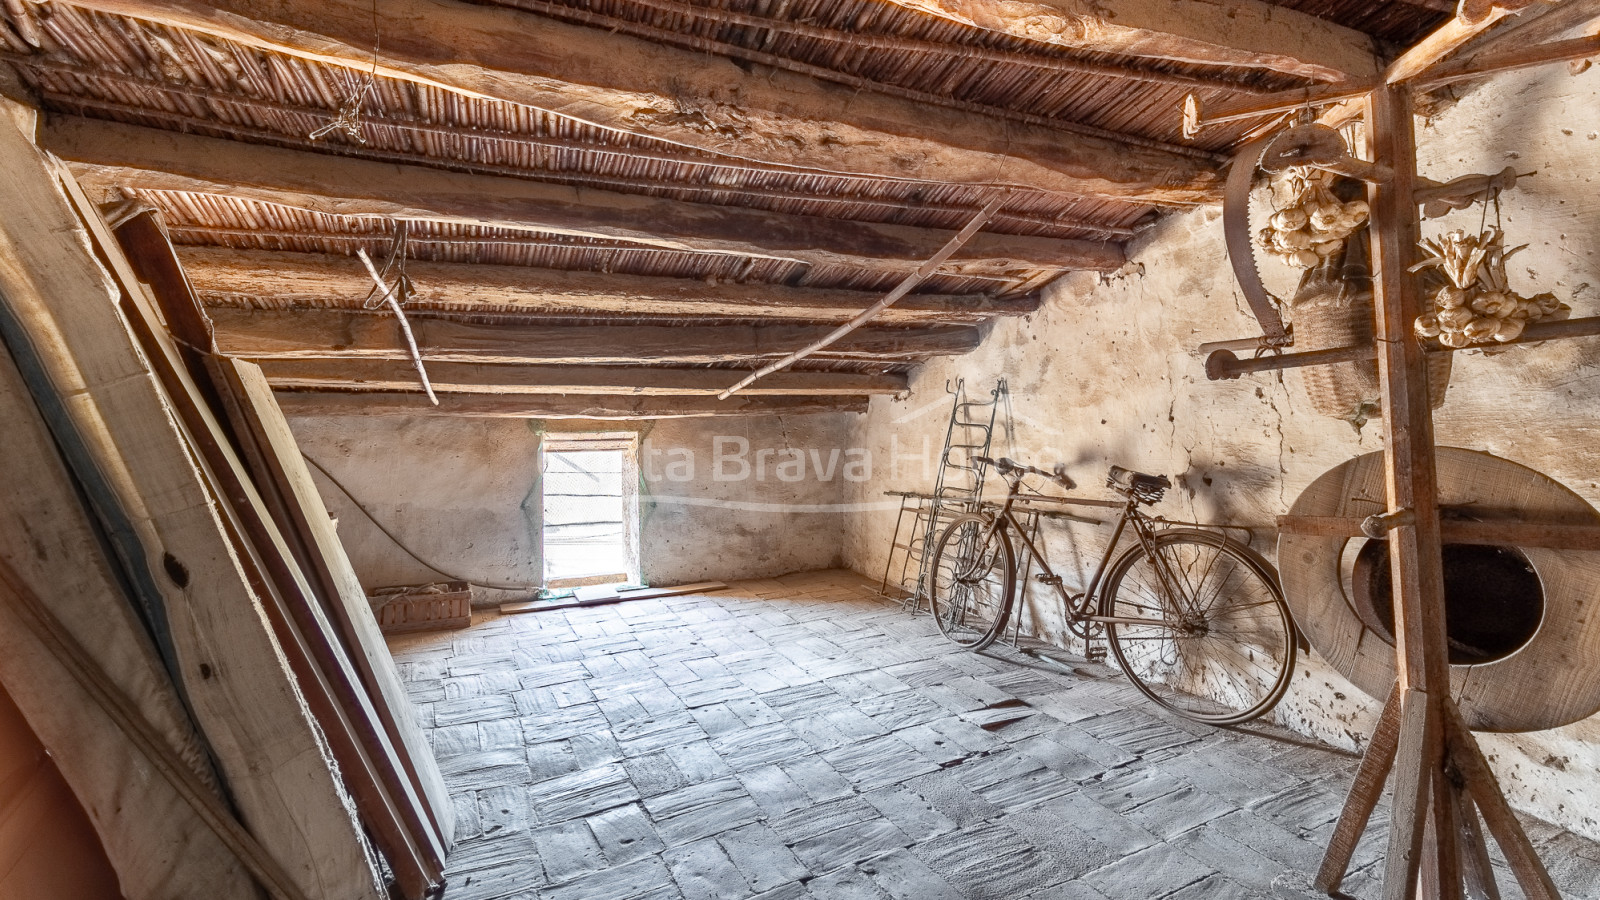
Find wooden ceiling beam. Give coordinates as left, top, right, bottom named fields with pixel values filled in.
left=55, top=0, right=1221, bottom=203
left=274, top=392, right=869, bottom=419
left=179, top=248, right=1039, bottom=324
left=877, top=0, right=1380, bottom=83
left=46, top=117, right=1124, bottom=279
left=259, top=360, right=908, bottom=396
left=1387, top=0, right=1551, bottom=83
left=208, top=308, right=981, bottom=364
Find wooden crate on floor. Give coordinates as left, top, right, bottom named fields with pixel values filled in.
left=372, top=583, right=473, bottom=635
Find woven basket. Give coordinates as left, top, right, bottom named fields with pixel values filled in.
left=1287, top=236, right=1451, bottom=425
left=372, top=581, right=473, bottom=634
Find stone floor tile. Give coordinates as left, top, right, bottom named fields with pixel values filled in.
left=790, top=816, right=913, bottom=874
left=663, top=740, right=736, bottom=784
left=912, top=820, right=1078, bottom=897
left=666, top=837, right=756, bottom=900
left=1079, top=841, right=1215, bottom=899
left=738, top=764, right=815, bottom=817
left=527, top=762, right=639, bottom=824
left=901, top=770, right=1005, bottom=829
left=588, top=803, right=665, bottom=866
left=718, top=822, right=811, bottom=893
left=857, top=847, right=963, bottom=900
left=783, top=755, right=855, bottom=803
left=540, top=855, right=675, bottom=900
left=396, top=571, right=1600, bottom=900
left=862, top=784, right=960, bottom=842
left=822, top=734, right=941, bottom=791
left=532, top=818, right=607, bottom=885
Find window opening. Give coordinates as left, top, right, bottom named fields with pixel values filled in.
left=541, top=434, right=639, bottom=588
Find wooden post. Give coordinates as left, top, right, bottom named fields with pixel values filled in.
left=1366, top=81, right=1458, bottom=900
left=1315, top=80, right=1562, bottom=900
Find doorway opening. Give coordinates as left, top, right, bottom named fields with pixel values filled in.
left=541, top=433, right=640, bottom=589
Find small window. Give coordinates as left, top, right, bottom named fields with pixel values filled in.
left=541, top=433, right=639, bottom=588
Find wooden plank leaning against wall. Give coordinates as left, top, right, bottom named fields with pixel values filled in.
left=102, top=207, right=453, bottom=894
left=0, top=114, right=392, bottom=897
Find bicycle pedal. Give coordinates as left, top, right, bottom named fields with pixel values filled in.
left=1085, top=645, right=1108, bottom=663
left=1033, top=574, right=1062, bottom=585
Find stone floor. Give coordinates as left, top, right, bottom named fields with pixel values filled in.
left=388, top=570, right=1600, bottom=900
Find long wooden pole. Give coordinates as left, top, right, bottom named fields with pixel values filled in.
left=718, top=196, right=1006, bottom=399
left=1366, top=83, right=1459, bottom=900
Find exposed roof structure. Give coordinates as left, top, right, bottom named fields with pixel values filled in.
left=0, top=0, right=1449, bottom=415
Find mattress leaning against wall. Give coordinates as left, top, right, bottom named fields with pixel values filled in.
left=0, top=114, right=392, bottom=897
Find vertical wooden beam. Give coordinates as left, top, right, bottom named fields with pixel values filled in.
left=1366, top=84, right=1458, bottom=898
left=1317, top=684, right=1404, bottom=893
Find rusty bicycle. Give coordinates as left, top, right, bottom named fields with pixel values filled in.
left=927, top=455, right=1296, bottom=725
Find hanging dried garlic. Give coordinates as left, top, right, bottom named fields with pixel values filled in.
left=1411, top=227, right=1569, bottom=348
left=1257, top=167, right=1370, bottom=269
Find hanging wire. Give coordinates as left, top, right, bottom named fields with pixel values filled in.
left=301, top=453, right=545, bottom=592
left=310, top=0, right=380, bottom=142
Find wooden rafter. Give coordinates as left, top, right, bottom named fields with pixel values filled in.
left=877, top=0, right=1380, bottom=82
left=208, top=308, right=982, bottom=364
left=45, top=117, right=1125, bottom=279
left=1387, top=0, right=1553, bottom=82
left=258, top=361, right=909, bottom=396
left=274, top=392, right=869, bottom=419
left=53, top=0, right=1223, bottom=203
left=178, top=248, right=1040, bottom=325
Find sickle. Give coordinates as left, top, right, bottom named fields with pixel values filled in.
left=1223, top=135, right=1291, bottom=345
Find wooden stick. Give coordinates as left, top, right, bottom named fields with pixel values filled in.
left=356, top=248, right=437, bottom=406
left=719, top=197, right=1005, bottom=399
left=1276, top=515, right=1600, bottom=550
left=499, top=581, right=728, bottom=614
left=1384, top=690, right=1435, bottom=899
left=1454, top=787, right=1502, bottom=900
left=1318, top=683, right=1405, bottom=893
left=0, top=555, right=313, bottom=900
left=1430, top=764, right=1467, bottom=900
left=1444, top=707, right=1561, bottom=900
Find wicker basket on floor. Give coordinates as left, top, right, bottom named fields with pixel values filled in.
left=1287, top=234, right=1451, bottom=426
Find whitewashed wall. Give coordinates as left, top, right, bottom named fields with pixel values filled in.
left=843, top=60, right=1600, bottom=839
left=289, top=412, right=856, bottom=602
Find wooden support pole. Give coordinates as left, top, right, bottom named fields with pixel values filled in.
left=1318, top=684, right=1404, bottom=894
left=1367, top=83, right=1457, bottom=899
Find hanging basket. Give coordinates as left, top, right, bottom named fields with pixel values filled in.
left=1286, top=235, right=1451, bottom=426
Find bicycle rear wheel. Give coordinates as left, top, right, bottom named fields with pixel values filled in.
left=927, top=513, right=1015, bottom=651
left=1100, top=530, right=1295, bottom=725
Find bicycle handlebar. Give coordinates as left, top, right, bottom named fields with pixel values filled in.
left=973, top=455, right=1074, bottom=489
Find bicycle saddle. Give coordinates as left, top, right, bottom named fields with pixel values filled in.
left=1107, top=466, right=1171, bottom=498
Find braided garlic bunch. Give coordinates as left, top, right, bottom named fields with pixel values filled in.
left=1412, top=228, right=1567, bottom=348
left=1258, top=168, right=1371, bottom=268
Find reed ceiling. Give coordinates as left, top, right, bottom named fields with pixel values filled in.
left=0, top=0, right=1455, bottom=415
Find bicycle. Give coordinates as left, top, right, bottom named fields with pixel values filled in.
left=927, top=455, right=1296, bottom=725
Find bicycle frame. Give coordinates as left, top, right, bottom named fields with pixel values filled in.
left=978, top=472, right=1197, bottom=631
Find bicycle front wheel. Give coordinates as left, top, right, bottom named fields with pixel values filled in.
left=1100, top=530, right=1295, bottom=725
left=928, top=513, right=1015, bottom=651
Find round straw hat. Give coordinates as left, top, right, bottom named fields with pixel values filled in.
left=1280, top=448, right=1600, bottom=732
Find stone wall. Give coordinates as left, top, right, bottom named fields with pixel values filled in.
left=289, top=412, right=856, bottom=602
left=842, top=61, right=1600, bottom=839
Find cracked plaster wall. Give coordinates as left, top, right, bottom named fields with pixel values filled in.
left=844, top=60, right=1600, bottom=839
